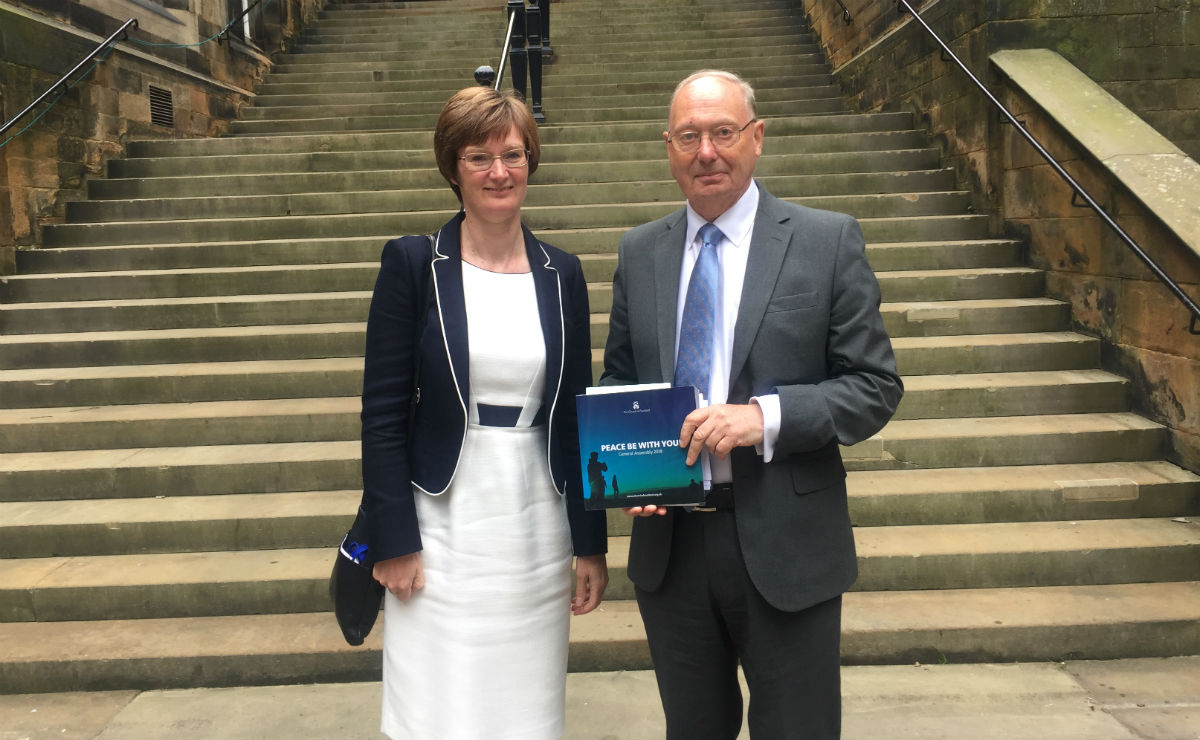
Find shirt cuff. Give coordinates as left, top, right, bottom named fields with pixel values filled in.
left=750, top=394, right=781, bottom=463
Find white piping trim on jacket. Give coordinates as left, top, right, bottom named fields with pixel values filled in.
left=540, top=241, right=568, bottom=496
left=414, top=226, right=469, bottom=496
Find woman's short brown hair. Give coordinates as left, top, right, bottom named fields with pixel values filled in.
left=433, top=87, right=540, bottom=203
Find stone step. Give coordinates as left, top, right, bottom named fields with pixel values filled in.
left=0, top=370, right=1128, bottom=453
left=0, top=296, right=1064, bottom=372
left=243, top=81, right=836, bottom=118
left=2, top=257, right=1025, bottom=307
left=5, top=519, right=1200, bottom=623
left=1, top=582, right=1197, bottom=691
left=119, top=113, right=915, bottom=158
left=0, top=413, right=1167, bottom=502
left=44, top=206, right=983, bottom=249
left=257, top=72, right=834, bottom=98
left=846, top=461, right=1200, bottom=527
left=3, top=461, right=1195, bottom=557
left=0, top=268, right=1039, bottom=335
left=245, top=75, right=832, bottom=114
left=64, top=188, right=968, bottom=226
left=89, top=163, right=946, bottom=202
left=272, top=39, right=818, bottom=67
left=301, top=24, right=813, bottom=50
left=225, top=98, right=847, bottom=134
left=13, top=233, right=1009, bottom=275
left=259, top=61, right=832, bottom=88
left=266, top=49, right=825, bottom=75
left=63, top=179, right=964, bottom=221
left=106, top=145, right=938, bottom=181
left=247, top=76, right=831, bottom=111
left=851, top=412, right=1166, bottom=470
left=0, top=332, right=1099, bottom=407
left=284, top=36, right=821, bottom=60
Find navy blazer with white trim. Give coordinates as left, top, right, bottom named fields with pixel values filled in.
left=361, top=212, right=607, bottom=562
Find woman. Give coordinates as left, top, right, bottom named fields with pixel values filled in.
left=360, top=86, right=609, bottom=740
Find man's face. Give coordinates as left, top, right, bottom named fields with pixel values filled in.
left=664, top=76, right=764, bottom=222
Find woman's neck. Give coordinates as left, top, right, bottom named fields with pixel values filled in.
left=459, top=211, right=529, bottom=273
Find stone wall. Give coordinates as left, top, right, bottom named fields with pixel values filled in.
left=799, top=0, right=1200, bottom=470
left=0, top=0, right=324, bottom=272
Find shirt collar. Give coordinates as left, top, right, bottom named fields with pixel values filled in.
left=684, top=181, right=760, bottom=252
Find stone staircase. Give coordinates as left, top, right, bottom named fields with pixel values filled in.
left=1, top=0, right=1199, bottom=694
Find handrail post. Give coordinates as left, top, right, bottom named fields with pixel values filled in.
left=506, top=0, right=528, bottom=101
left=541, top=0, right=553, bottom=62
left=527, top=0, right=545, bottom=122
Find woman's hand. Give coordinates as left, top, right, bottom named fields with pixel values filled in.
left=373, top=552, right=425, bottom=601
left=571, top=554, right=608, bottom=616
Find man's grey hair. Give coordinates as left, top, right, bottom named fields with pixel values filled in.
left=668, top=70, right=758, bottom=125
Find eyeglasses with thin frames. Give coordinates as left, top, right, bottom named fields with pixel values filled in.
left=458, top=148, right=529, bottom=171
left=666, top=119, right=758, bottom=154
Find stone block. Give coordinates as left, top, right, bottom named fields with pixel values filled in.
left=118, top=91, right=150, bottom=124
left=1117, top=14, right=1154, bottom=49
left=114, top=67, right=142, bottom=95
left=1152, top=11, right=1187, bottom=46
left=1114, top=279, right=1200, bottom=359
left=1025, top=216, right=1106, bottom=275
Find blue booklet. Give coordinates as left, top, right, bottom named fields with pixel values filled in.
left=575, top=384, right=705, bottom=510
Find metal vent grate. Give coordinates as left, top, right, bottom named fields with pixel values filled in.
left=148, top=85, right=174, bottom=128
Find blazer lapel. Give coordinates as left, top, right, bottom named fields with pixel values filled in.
left=730, top=187, right=791, bottom=386
left=431, top=214, right=470, bottom=408
left=655, top=210, right=688, bottom=382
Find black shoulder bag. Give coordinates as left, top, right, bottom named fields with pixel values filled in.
left=331, top=234, right=436, bottom=646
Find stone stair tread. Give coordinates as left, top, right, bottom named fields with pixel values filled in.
left=0, top=322, right=364, bottom=347
left=0, top=440, right=360, bottom=474
left=899, top=368, right=1123, bottom=388
left=0, top=397, right=359, bottom=425
left=3, top=263, right=378, bottom=283
left=5, top=519, right=1199, bottom=599
left=849, top=460, right=1200, bottom=495
left=5, top=262, right=1032, bottom=300
left=0, top=291, right=372, bottom=311
left=0, top=356, right=361, bottom=382
left=0, top=370, right=1121, bottom=428
left=1, top=583, right=1198, bottom=688
left=0, top=490, right=357, bottom=529
left=889, top=331, right=1087, bottom=350
left=876, top=412, right=1162, bottom=441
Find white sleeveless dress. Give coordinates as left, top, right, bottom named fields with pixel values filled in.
left=380, top=262, right=574, bottom=740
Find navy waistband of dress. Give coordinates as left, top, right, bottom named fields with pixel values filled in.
left=477, top=403, right=547, bottom=427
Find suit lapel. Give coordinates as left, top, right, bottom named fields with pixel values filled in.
left=655, top=210, right=688, bottom=382
left=431, top=214, right=470, bottom=408
left=730, top=188, right=791, bottom=386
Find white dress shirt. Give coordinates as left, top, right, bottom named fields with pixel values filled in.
left=675, top=183, right=781, bottom=487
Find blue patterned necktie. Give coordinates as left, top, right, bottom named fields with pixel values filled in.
left=675, top=222, right=722, bottom=396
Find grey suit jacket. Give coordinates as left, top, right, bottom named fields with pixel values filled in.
left=600, top=183, right=903, bottom=612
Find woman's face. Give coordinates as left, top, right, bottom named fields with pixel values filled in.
left=454, top=124, right=529, bottom=222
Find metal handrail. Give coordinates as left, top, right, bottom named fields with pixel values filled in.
left=833, top=0, right=852, bottom=24
left=0, top=18, right=138, bottom=139
left=897, top=0, right=1200, bottom=335
left=494, top=10, right=519, bottom=90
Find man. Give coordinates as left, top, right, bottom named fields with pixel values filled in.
left=600, top=70, right=903, bottom=739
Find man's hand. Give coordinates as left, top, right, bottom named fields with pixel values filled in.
left=373, top=552, right=424, bottom=601
left=622, top=504, right=669, bottom=517
left=680, top=403, right=764, bottom=466
left=572, top=554, right=609, bottom=615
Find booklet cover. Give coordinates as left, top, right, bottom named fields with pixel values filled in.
left=576, top=384, right=705, bottom=510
